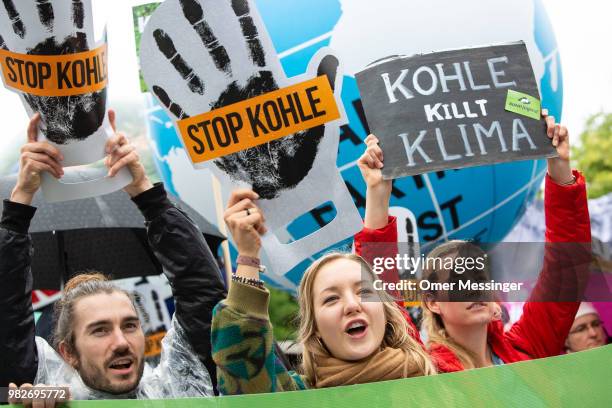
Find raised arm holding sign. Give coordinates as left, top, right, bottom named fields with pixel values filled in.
left=1, top=112, right=226, bottom=399
left=354, top=103, right=590, bottom=370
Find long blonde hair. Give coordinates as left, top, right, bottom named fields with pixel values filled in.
left=421, top=307, right=478, bottom=369
left=420, top=240, right=490, bottom=369
left=297, top=252, right=436, bottom=386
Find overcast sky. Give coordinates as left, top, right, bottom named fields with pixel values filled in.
left=1, top=0, right=610, bottom=157
left=541, top=0, right=612, bottom=135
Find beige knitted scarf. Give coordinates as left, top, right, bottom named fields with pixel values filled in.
left=313, top=347, right=424, bottom=388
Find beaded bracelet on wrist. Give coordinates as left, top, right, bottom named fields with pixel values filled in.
left=232, top=274, right=265, bottom=289
left=558, top=175, right=577, bottom=186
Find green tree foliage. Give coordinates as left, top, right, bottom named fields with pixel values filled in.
left=268, top=287, right=299, bottom=341
left=573, top=112, right=612, bottom=198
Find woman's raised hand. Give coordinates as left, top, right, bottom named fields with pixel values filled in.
left=358, top=134, right=393, bottom=229
left=224, top=189, right=266, bottom=258
left=542, top=109, right=574, bottom=185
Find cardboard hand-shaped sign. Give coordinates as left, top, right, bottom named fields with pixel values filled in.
left=140, top=0, right=362, bottom=279
left=0, top=0, right=131, bottom=202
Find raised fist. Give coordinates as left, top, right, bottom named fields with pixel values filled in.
left=0, top=0, right=106, bottom=145
left=141, top=0, right=341, bottom=199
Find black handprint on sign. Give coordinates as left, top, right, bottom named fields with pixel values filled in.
left=0, top=0, right=105, bottom=145
left=145, top=0, right=340, bottom=199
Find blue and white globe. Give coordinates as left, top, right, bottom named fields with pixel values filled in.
left=145, top=0, right=562, bottom=292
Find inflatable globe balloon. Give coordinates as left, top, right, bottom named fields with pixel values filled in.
left=141, top=0, right=562, bottom=292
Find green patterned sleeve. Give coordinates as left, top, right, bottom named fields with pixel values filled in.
left=212, top=281, right=308, bottom=394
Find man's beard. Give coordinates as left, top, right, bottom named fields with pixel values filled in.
left=76, top=353, right=145, bottom=395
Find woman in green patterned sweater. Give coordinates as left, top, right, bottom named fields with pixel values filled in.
left=211, top=140, right=436, bottom=395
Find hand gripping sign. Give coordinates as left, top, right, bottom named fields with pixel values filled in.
left=140, top=0, right=362, bottom=279
left=0, top=0, right=131, bottom=202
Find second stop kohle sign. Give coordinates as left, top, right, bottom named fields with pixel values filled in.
left=356, top=41, right=557, bottom=179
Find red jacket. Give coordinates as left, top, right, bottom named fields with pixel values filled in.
left=355, top=170, right=591, bottom=372
left=354, top=215, right=423, bottom=344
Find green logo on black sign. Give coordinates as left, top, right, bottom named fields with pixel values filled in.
left=505, top=90, right=541, bottom=120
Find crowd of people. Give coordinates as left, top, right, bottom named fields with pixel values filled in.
left=1, top=108, right=608, bottom=406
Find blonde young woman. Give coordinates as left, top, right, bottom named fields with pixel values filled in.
left=210, top=164, right=436, bottom=394
left=358, top=110, right=591, bottom=372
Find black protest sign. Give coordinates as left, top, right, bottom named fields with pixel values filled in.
left=356, top=42, right=557, bottom=179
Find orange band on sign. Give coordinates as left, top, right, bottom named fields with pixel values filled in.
left=144, top=331, right=166, bottom=357
left=0, top=44, right=107, bottom=97
left=177, top=75, right=340, bottom=164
